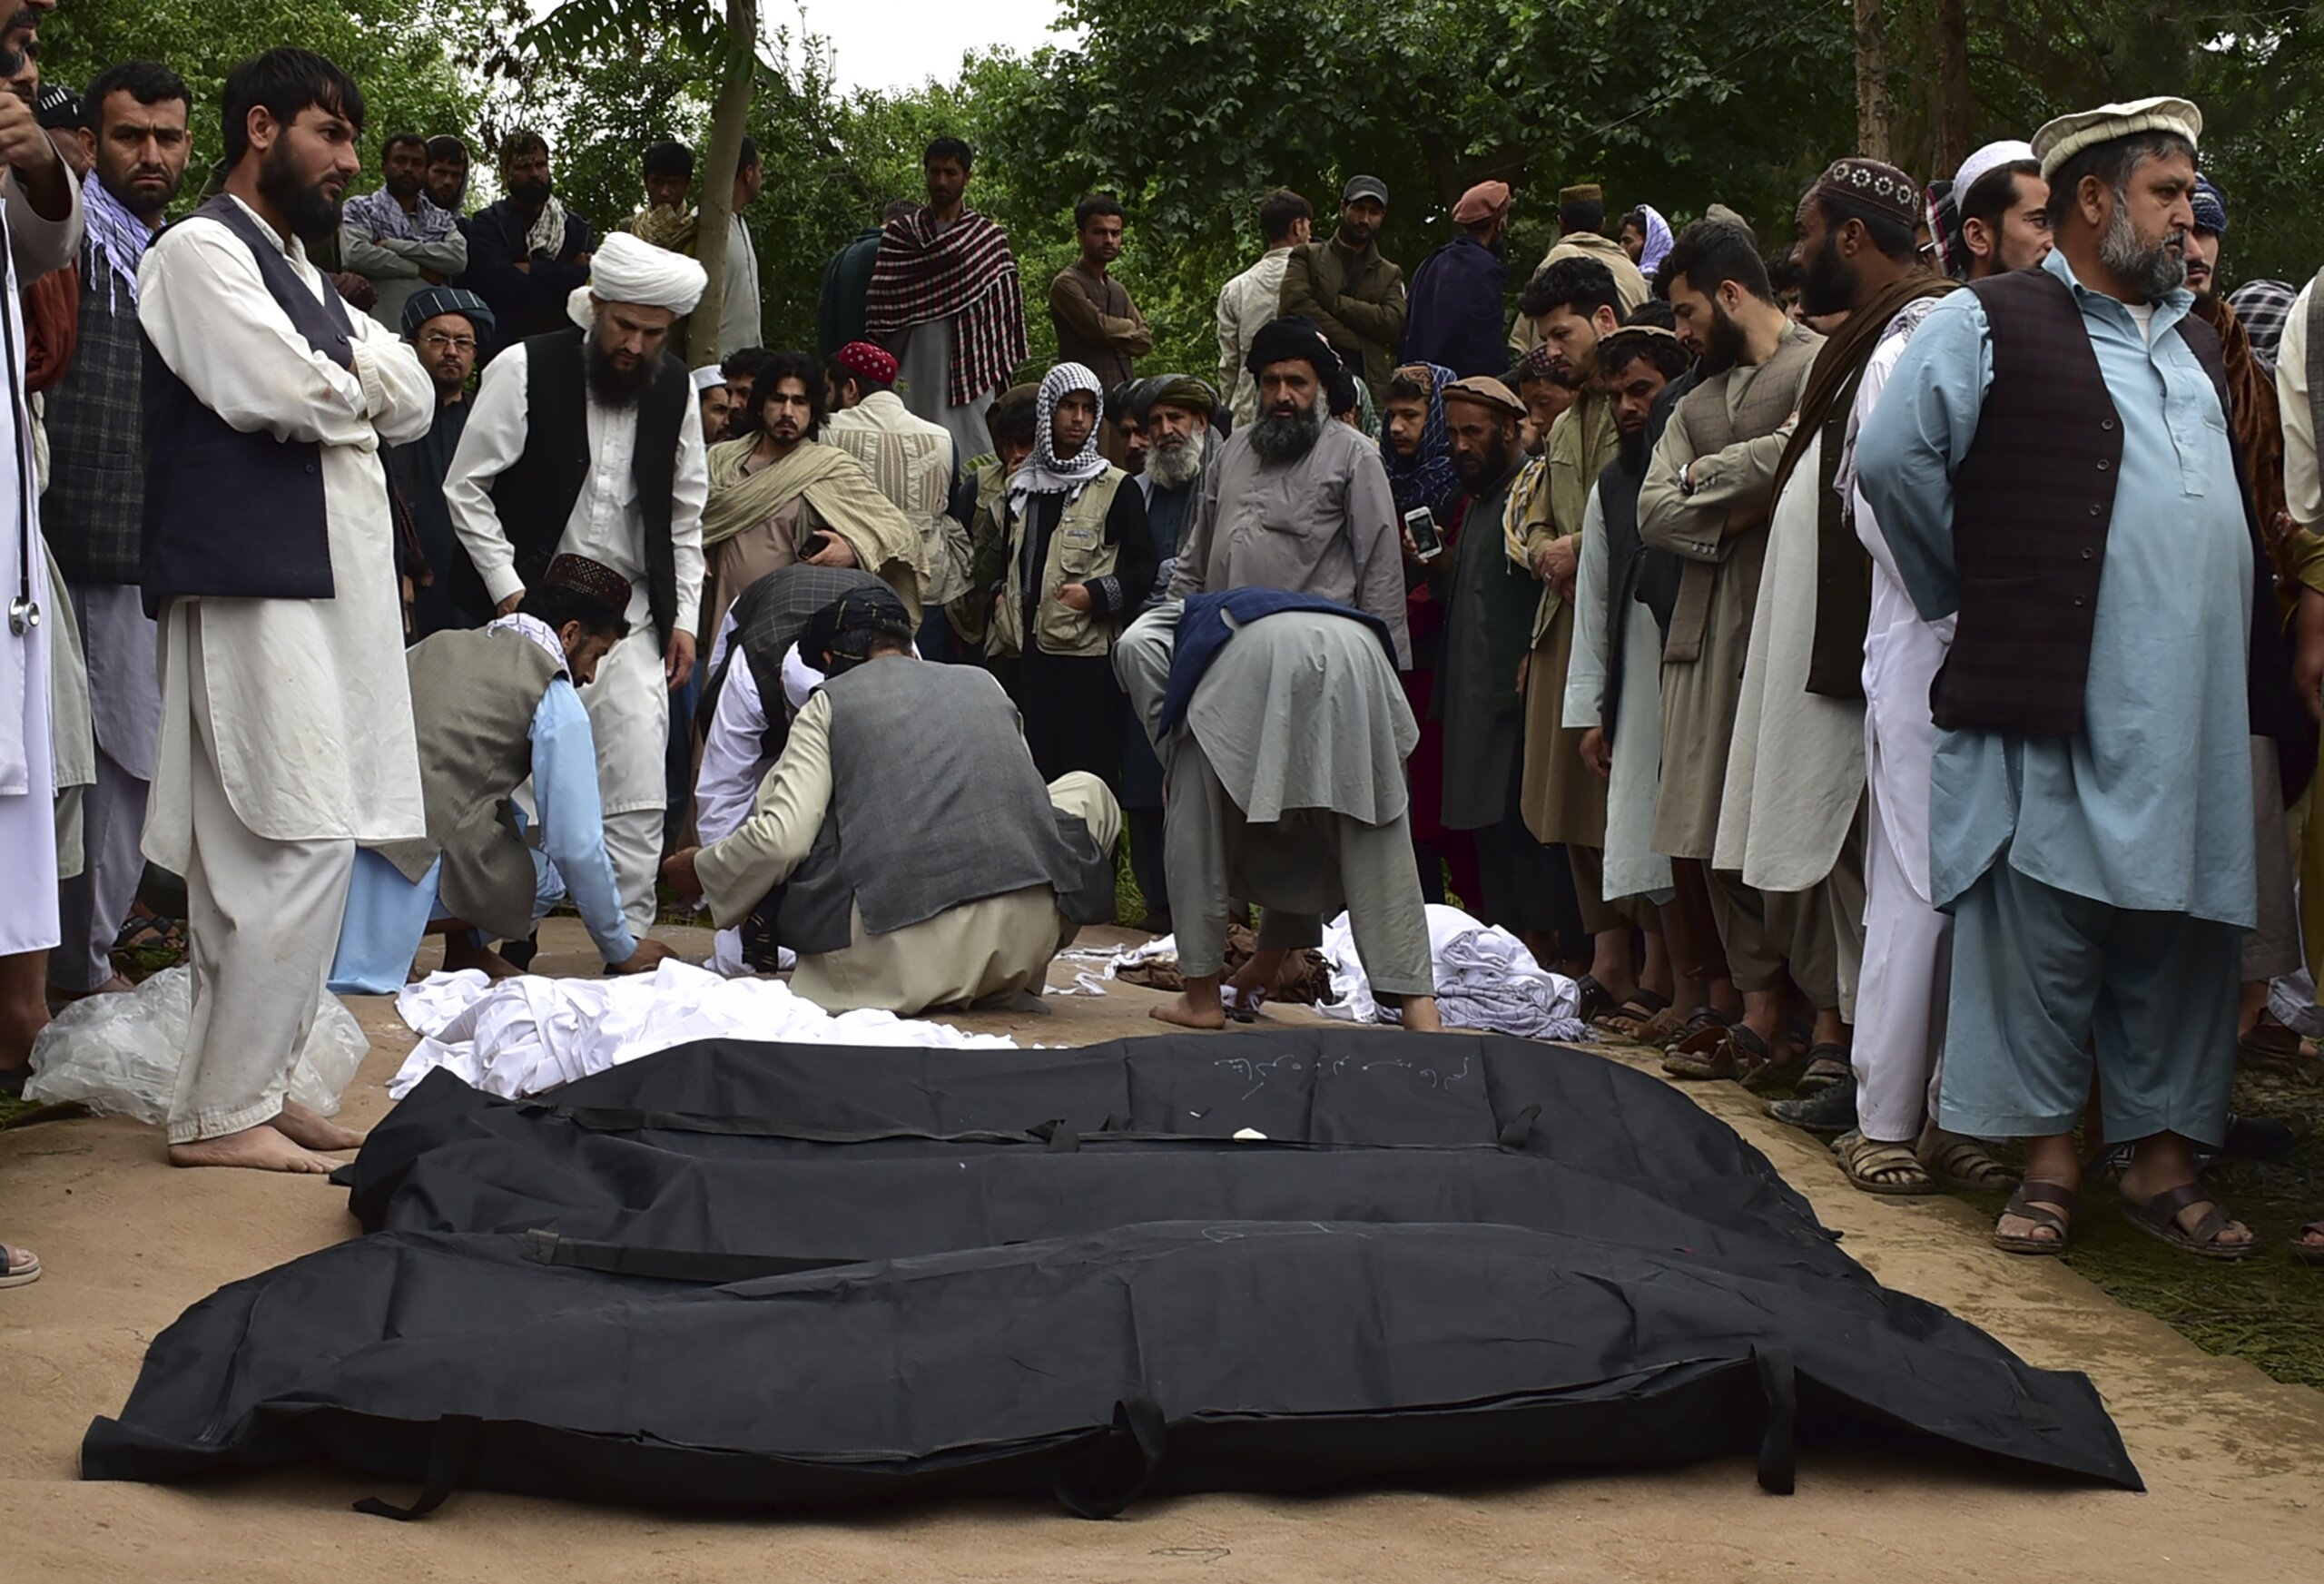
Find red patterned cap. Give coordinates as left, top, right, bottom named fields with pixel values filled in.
left=543, top=554, right=633, bottom=616
left=835, top=340, right=899, bottom=386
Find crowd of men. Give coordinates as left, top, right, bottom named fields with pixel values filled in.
left=1, top=16, right=2321, bottom=1292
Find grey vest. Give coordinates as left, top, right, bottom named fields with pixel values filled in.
left=371, top=626, right=563, bottom=940
left=770, top=661, right=1113, bottom=955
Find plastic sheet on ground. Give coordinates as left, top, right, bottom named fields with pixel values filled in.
left=24, top=966, right=366, bottom=1122
left=387, top=959, right=1019, bottom=1100
left=1318, top=903, right=1590, bottom=1039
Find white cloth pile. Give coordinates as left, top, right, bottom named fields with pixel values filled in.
left=24, top=967, right=367, bottom=1122
left=389, top=959, right=1019, bottom=1100
left=1317, top=904, right=1590, bottom=1040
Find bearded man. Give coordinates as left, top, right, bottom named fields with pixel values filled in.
left=445, top=231, right=710, bottom=941
left=1717, top=159, right=1953, bottom=1171
left=40, top=61, right=188, bottom=1006
left=1637, top=220, right=1823, bottom=1085
left=1118, top=374, right=1218, bottom=928
left=1858, top=97, right=2283, bottom=1261
left=1167, top=316, right=1408, bottom=664
left=389, top=284, right=493, bottom=638
left=135, top=49, right=434, bottom=1170
left=1433, top=375, right=1561, bottom=940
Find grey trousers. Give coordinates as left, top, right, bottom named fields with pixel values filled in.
left=53, top=746, right=149, bottom=991
left=1942, top=853, right=2239, bottom=1146
left=1704, top=809, right=1866, bottom=1018
left=2241, top=736, right=2299, bottom=982
left=1166, top=733, right=1433, bottom=997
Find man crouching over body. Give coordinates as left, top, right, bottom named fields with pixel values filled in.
left=1115, top=597, right=1442, bottom=1030
left=662, top=586, right=1119, bottom=1015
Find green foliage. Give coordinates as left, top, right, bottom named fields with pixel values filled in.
left=39, top=0, right=479, bottom=202
left=32, top=0, right=2324, bottom=372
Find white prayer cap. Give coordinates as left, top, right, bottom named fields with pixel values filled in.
left=2031, top=96, right=2201, bottom=182
left=691, top=365, right=727, bottom=394
left=1953, top=140, right=2037, bottom=200
left=565, top=231, right=709, bottom=330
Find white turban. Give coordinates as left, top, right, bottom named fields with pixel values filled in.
left=566, top=231, right=709, bottom=330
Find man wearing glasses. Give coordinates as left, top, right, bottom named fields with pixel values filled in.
left=392, top=285, right=494, bottom=636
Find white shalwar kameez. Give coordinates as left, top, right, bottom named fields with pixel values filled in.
left=138, top=200, right=433, bottom=1144
left=1561, top=481, right=1673, bottom=904
left=2, top=172, right=87, bottom=956
left=444, top=340, right=710, bottom=939
left=1846, top=306, right=1952, bottom=1145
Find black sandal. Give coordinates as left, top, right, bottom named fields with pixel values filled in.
left=2120, top=1182, right=2258, bottom=1262
left=2292, top=1221, right=2324, bottom=1266
left=1794, top=1042, right=1851, bottom=1094
left=1572, top=974, right=1619, bottom=1023
left=1994, top=1180, right=2077, bottom=1255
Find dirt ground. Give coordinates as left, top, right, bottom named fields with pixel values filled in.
left=5, top=920, right=2322, bottom=1581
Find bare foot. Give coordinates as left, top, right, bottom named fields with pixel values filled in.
left=49, top=974, right=135, bottom=1003
left=275, top=1101, right=367, bottom=1152
left=441, top=934, right=523, bottom=979
left=1399, top=995, right=1444, bottom=1033
left=169, top=1123, right=342, bottom=1173
left=1151, top=997, right=1226, bottom=1029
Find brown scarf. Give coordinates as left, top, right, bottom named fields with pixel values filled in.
left=1768, top=271, right=1958, bottom=699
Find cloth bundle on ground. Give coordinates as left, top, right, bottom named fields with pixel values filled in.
left=1316, top=903, right=1588, bottom=1038
left=386, top=960, right=1018, bottom=1100
left=85, top=1032, right=2138, bottom=1513
left=1110, top=921, right=1333, bottom=1003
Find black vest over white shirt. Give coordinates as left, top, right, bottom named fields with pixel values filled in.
left=457, top=328, right=690, bottom=646
left=141, top=194, right=354, bottom=614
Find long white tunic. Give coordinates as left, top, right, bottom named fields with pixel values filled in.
left=1852, top=310, right=1952, bottom=904
left=1711, top=427, right=1866, bottom=891
left=1562, top=481, right=1673, bottom=903
left=138, top=199, right=435, bottom=871
left=2, top=169, right=84, bottom=951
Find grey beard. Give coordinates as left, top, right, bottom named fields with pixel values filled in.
left=1248, top=398, right=1324, bottom=465
left=1145, top=430, right=1206, bottom=490
left=2100, top=195, right=2188, bottom=300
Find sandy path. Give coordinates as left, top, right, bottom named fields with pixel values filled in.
left=5, top=920, right=2320, bottom=1579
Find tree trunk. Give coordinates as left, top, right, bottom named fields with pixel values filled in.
left=1854, top=0, right=1891, bottom=163
left=1935, top=0, right=1972, bottom=180
left=686, top=0, right=757, bottom=369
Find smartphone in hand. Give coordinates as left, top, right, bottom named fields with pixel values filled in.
left=1403, top=507, right=1443, bottom=563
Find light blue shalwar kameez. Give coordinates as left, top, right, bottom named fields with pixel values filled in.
left=328, top=679, right=637, bottom=992
left=1854, top=249, right=2254, bottom=1146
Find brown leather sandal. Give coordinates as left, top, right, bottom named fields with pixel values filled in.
left=2120, top=1182, right=2258, bottom=1262
left=1993, top=1180, right=2076, bottom=1256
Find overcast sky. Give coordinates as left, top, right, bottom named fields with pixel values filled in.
left=795, top=0, right=1076, bottom=94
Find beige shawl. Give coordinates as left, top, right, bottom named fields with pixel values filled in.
left=701, top=438, right=929, bottom=614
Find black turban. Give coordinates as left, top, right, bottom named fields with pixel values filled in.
left=1245, top=315, right=1343, bottom=381
left=803, top=585, right=915, bottom=675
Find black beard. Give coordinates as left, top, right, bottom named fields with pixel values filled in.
left=259, top=141, right=345, bottom=241
left=1699, top=301, right=1748, bottom=377
left=510, top=176, right=552, bottom=210
left=1146, top=432, right=1204, bottom=491
left=586, top=330, right=657, bottom=408
left=1798, top=233, right=1857, bottom=319
left=1249, top=397, right=1325, bottom=464
left=1454, top=440, right=1511, bottom=488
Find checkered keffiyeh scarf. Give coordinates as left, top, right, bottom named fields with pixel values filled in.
left=862, top=206, right=1029, bottom=408
left=2229, top=278, right=2297, bottom=377
left=342, top=185, right=460, bottom=244
left=81, top=177, right=154, bottom=307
